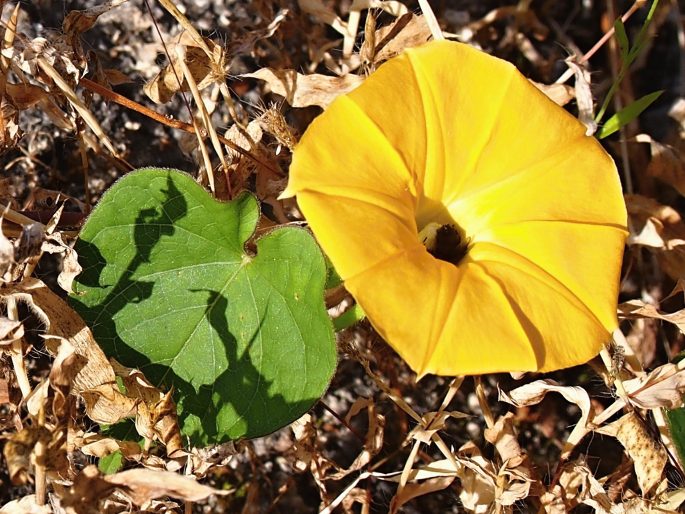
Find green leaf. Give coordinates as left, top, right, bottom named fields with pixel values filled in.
left=597, top=90, right=663, bottom=139
left=595, top=1, right=660, bottom=124
left=71, top=168, right=337, bottom=445
left=631, top=0, right=660, bottom=63
left=98, top=451, right=124, bottom=474
left=324, top=255, right=343, bottom=290
left=665, top=407, right=685, bottom=470
left=614, top=18, right=629, bottom=61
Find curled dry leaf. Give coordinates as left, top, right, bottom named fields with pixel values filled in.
left=484, top=412, right=523, bottom=463
left=622, top=363, right=685, bottom=410
left=635, top=133, right=685, bottom=197
left=531, top=81, right=574, bottom=107
left=57, top=245, right=82, bottom=294
left=541, top=461, right=620, bottom=514
left=625, top=194, right=685, bottom=279
left=373, top=443, right=499, bottom=514
left=229, top=9, right=289, bottom=55
left=62, top=0, right=129, bottom=36
left=565, top=58, right=596, bottom=135
left=453, top=442, right=496, bottom=513
left=482, top=414, right=537, bottom=507
left=619, top=300, right=685, bottom=336
left=57, top=465, right=227, bottom=510
left=223, top=119, right=264, bottom=161
left=299, top=0, right=407, bottom=36
left=0, top=316, right=22, bottom=343
left=110, top=360, right=184, bottom=457
left=596, top=411, right=667, bottom=496
left=370, top=13, right=432, bottom=66
left=4, top=278, right=136, bottom=424
left=77, top=433, right=142, bottom=461
left=144, top=31, right=225, bottom=104
left=328, top=396, right=384, bottom=480
left=25, top=380, right=50, bottom=419
left=104, top=467, right=228, bottom=505
left=389, top=475, right=456, bottom=514
left=499, top=379, right=592, bottom=458
left=47, top=337, right=87, bottom=418
left=243, top=68, right=363, bottom=109
left=4, top=82, right=74, bottom=132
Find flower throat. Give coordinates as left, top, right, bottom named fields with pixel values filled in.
left=419, top=223, right=470, bottom=266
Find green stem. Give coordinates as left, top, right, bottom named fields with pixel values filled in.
left=333, top=303, right=366, bottom=331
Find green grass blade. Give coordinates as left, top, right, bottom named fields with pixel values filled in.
left=598, top=90, right=663, bottom=138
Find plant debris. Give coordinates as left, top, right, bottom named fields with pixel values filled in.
left=2, top=1, right=685, bottom=513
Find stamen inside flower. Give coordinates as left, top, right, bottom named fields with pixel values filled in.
left=419, top=222, right=470, bottom=265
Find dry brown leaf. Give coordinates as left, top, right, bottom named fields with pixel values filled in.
left=596, top=411, right=667, bottom=495
left=25, top=380, right=50, bottom=419
left=622, top=363, right=685, bottom=409
left=454, top=442, right=496, bottom=513
left=496, top=462, right=534, bottom=508
left=298, top=0, right=347, bottom=35
left=104, top=467, right=228, bottom=505
left=5, top=83, right=48, bottom=110
left=408, top=409, right=468, bottom=446
left=57, top=245, right=82, bottom=294
left=541, top=461, right=619, bottom=514
left=635, top=133, right=685, bottom=197
left=243, top=68, right=363, bottom=109
left=328, top=397, right=384, bottom=480
left=484, top=412, right=523, bottom=463
left=78, top=433, right=142, bottom=460
left=47, top=337, right=86, bottom=418
left=389, top=475, right=455, bottom=514
left=372, top=13, right=432, bottom=65
left=144, top=32, right=225, bottom=104
left=532, top=81, right=574, bottom=106
left=223, top=119, right=264, bottom=161
left=229, top=9, right=289, bottom=55
left=565, top=58, right=596, bottom=135
left=625, top=194, right=685, bottom=279
left=110, top=360, right=183, bottom=456
left=62, top=0, right=130, bottom=35
left=499, top=379, right=592, bottom=458
left=3, top=424, right=41, bottom=485
left=0, top=494, right=52, bottom=514
left=5, top=278, right=136, bottom=424
left=55, top=465, right=117, bottom=512
left=619, top=299, right=685, bottom=335
left=0, top=316, right=22, bottom=343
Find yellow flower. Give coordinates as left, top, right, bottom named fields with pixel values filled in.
left=282, top=41, right=627, bottom=376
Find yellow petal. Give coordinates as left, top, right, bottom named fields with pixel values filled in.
left=286, top=40, right=627, bottom=375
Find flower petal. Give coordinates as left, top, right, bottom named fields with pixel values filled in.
left=284, top=94, right=419, bottom=278
left=345, top=243, right=611, bottom=375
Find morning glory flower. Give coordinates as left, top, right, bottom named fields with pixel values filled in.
left=282, top=40, right=627, bottom=376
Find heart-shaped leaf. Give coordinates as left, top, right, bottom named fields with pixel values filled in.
left=71, top=168, right=336, bottom=445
